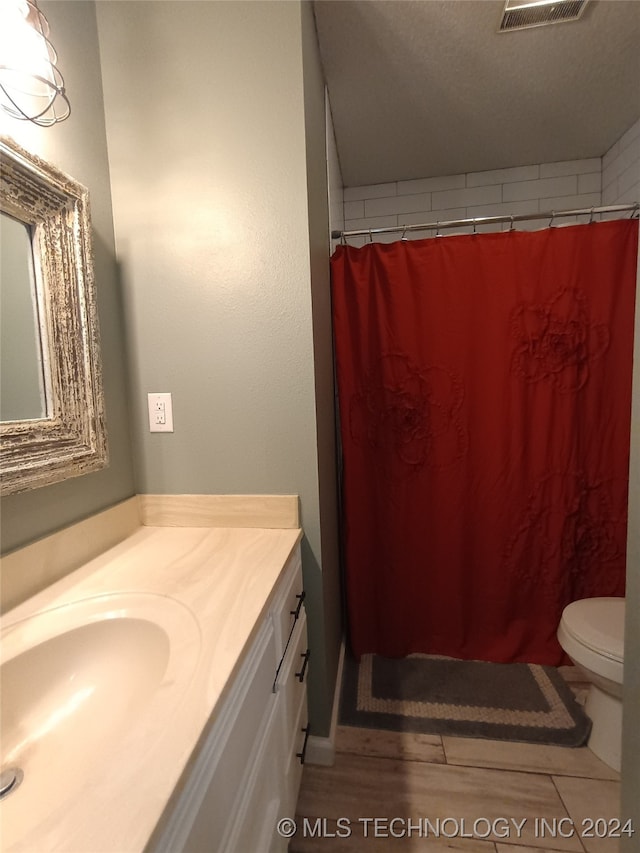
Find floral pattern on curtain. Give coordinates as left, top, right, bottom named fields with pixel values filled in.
left=331, top=220, right=638, bottom=664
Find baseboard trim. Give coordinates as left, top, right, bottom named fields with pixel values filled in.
left=306, top=637, right=345, bottom=767
left=305, top=735, right=335, bottom=766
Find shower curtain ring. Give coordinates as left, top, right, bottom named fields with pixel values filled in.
left=401, top=225, right=408, bottom=241
left=631, top=204, right=639, bottom=219
left=509, top=215, right=515, bottom=232
left=473, top=219, right=477, bottom=234
left=549, top=211, right=556, bottom=227
left=435, top=221, right=441, bottom=237
left=589, top=207, right=595, bottom=224
left=368, top=229, right=373, bottom=243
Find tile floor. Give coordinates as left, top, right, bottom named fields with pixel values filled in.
left=291, top=668, right=623, bottom=853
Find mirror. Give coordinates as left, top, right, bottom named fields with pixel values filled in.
left=1, top=213, right=47, bottom=421
left=0, top=136, right=108, bottom=495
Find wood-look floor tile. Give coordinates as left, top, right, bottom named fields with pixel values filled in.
left=289, top=818, right=496, bottom=852
left=335, top=725, right=446, bottom=764
left=551, top=776, right=622, bottom=853
left=442, top=737, right=619, bottom=781
left=296, top=752, right=583, bottom=851
left=558, top=666, right=591, bottom=704
left=496, top=846, right=574, bottom=853
left=569, top=687, right=589, bottom=707
left=558, top=666, right=587, bottom=684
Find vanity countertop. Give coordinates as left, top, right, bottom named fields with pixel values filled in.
left=1, top=522, right=302, bottom=853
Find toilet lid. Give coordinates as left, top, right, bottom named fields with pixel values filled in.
left=561, top=597, right=625, bottom=662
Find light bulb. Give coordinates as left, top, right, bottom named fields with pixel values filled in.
left=0, top=0, right=69, bottom=126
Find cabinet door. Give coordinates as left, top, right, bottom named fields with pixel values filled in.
left=153, top=619, right=278, bottom=853
left=222, top=699, right=284, bottom=853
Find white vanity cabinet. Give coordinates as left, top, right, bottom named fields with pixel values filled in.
left=150, top=543, right=309, bottom=853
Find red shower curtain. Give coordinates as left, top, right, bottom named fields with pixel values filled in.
left=332, top=220, right=638, bottom=664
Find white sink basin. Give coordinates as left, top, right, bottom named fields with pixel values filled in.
left=0, top=593, right=201, bottom=849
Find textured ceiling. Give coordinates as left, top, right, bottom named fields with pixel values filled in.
left=313, top=0, right=640, bottom=187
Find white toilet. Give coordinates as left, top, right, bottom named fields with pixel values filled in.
left=557, top=597, right=625, bottom=771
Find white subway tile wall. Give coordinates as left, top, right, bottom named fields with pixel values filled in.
left=602, top=118, right=640, bottom=208
left=578, top=172, right=602, bottom=195
left=398, top=174, right=466, bottom=195
left=343, top=183, right=397, bottom=202
left=341, top=157, right=606, bottom=248
left=365, top=192, right=432, bottom=218
left=344, top=200, right=365, bottom=220
left=540, top=159, right=602, bottom=179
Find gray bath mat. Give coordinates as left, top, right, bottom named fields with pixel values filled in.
left=340, top=653, right=591, bottom=746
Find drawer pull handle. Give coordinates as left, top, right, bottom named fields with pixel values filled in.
left=296, top=648, right=310, bottom=683
left=296, top=724, right=311, bottom=765
left=290, top=591, right=306, bottom=621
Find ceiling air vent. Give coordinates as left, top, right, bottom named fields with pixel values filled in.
left=499, top=0, right=589, bottom=31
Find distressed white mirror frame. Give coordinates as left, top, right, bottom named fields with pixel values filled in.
left=0, top=136, right=108, bottom=495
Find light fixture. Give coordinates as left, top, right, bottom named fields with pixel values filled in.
left=0, top=0, right=70, bottom=126
left=499, top=0, right=589, bottom=31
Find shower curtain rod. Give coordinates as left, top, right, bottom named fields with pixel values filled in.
left=331, top=202, right=639, bottom=241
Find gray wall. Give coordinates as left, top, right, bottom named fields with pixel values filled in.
left=622, top=240, right=640, bottom=845
left=605, top=122, right=640, bottom=846
left=96, top=0, right=341, bottom=738
left=0, top=0, right=135, bottom=556
left=301, top=0, right=343, bottom=732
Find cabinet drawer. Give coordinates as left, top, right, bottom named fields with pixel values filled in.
left=280, top=692, right=309, bottom=825
left=274, top=615, right=309, bottom=735
left=270, top=544, right=304, bottom=656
